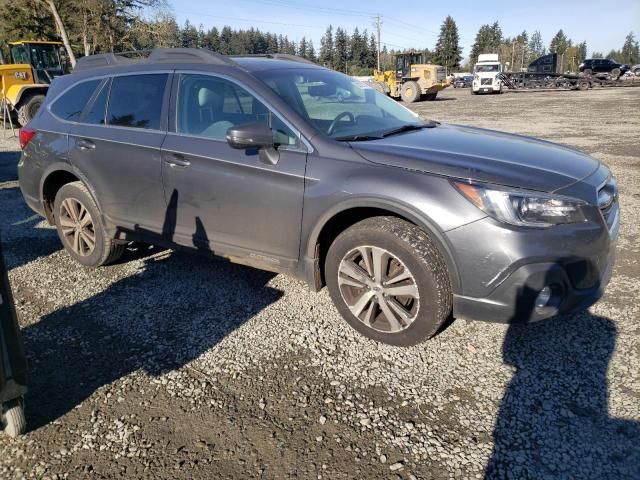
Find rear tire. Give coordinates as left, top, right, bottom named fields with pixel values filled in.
left=400, top=81, right=421, bottom=103
left=325, top=216, right=452, bottom=346
left=16, top=93, right=45, bottom=127
left=2, top=399, right=26, bottom=438
left=54, top=181, right=125, bottom=267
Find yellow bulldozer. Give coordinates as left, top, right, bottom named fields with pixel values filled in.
left=372, top=52, right=450, bottom=102
left=1, top=40, right=68, bottom=126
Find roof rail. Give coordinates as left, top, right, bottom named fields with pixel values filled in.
left=230, top=53, right=317, bottom=65
left=74, top=48, right=236, bottom=72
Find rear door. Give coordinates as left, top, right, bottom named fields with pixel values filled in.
left=160, top=72, right=308, bottom=269
left=67, top=72, right=171, bottom=235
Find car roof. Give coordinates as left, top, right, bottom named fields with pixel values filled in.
left=72, top=48, right=323, bottom=75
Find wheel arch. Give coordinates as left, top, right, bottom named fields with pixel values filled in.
left=39, top=163, right=102, bottom=226
left=304, top=199, right=461, bottom=294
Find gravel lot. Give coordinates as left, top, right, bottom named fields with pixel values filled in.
left=0, top=86, right=638, bottom=480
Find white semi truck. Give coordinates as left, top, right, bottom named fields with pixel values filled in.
left=472, top=54, right=503, bottom=94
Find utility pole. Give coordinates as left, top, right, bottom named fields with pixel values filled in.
left=373, top=15, right=382, bottom=72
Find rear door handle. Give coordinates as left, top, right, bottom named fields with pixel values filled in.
left=164, top=153, right=191, bottom=167
left=77, top=139, right=95, bottom=150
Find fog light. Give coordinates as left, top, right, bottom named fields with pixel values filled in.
left=536, top=286, right=552, bottom=308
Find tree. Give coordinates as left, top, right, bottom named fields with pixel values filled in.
left=470, top=22, right=502, bottom=63
left=433, top=15, right=462, bottom=72
left=306, top=40, right=316, bottom=62
left=591, top=51, right=604, bottom=59
left=528, top=30, right=545, bottom=63
left=37, top=0, right=76, bottom=66
left=549, top=29, right=570, bottom=55
left=621, top=32, right=639, bottom=64
left=319, top=25, right=334, bottom=68
left=180, top=20, right=198, bottom=48
left=333, top=27, right=348, bottom=72
left=577, top=41, right=588, bottom=63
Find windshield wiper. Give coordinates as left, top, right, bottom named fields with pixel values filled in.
left=380, top=121, right=438, bottom=138
left=335, top=133, right=384, bottom=142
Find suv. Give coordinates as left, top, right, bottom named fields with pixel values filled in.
left=453, top=75, right=473, bottom=88
left=579, top=58, right=630, bottom=78
left=18, top=49, right=619, bottom=346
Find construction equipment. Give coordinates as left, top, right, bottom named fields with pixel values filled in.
left=372, top=52, right=450, bottom=102
left=1, top=40, right=68, bottom=127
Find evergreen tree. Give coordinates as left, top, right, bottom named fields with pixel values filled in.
left=333, top=27, right=348, bottom=72
left=298, top=37, right=308, bottom=59
left=180, top=19, right=198, bottom=48
left=591, top=51, right=603, bottom=59
left=433, top=15, right=462, bottom=72
left=307, top=40, right=316, bottom=62
left=577, top=41, right=588, bottom=62
left=549, top=29, right=570, bottom=54
left=368, top=32, right=378, bottom=69
left=621, top=32, right=639, bottom=64
left=528, top=30, right=545, bottom=63
left=319, top=25, right=334, bottom=68
left=470, top=24, right=493, bottom=62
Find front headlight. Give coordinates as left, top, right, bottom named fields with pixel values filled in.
left=453, top=181, right=587, bottom=227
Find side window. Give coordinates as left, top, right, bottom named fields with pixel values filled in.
left=176, top=74, right=297, bottom=146
left=80, top=79, right=109, bottom=125
left=50, top=79, right=101, bottom=121
left=107, top=74, right=167, bottom=130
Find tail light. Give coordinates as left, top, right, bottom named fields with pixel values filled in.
left=19, top=128, right=36, bottom=150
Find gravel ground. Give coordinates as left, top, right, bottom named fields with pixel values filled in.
left=0, top=86, right=638, bottom=480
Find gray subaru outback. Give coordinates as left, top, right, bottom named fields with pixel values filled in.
left=18, top=49, right=619, bottom=346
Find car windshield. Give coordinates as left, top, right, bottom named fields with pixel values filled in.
left=258, top=68, right=423, bottom=140
left=475, top=64, right=499, bottom=73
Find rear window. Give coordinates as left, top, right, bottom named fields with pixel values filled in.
left=106, top=74, right=167, bottom=130
left=50, top=79, right=101, bottom=121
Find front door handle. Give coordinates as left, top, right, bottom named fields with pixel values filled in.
left=77, top=139, right=95, bottom=150
left=164, top=153, right=191, bottom=167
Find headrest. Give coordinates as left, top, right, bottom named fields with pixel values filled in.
left=198, top=87, right=220, bottom=107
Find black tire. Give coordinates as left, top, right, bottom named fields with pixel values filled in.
left=611, top=68, right=621, bottom=79
left=54, top=181, right=125, bottom=267
left=16, top=93, right=45, bottom=127
left=325, top=216, right=452, bottom=346
left=400, top=81, right=421, bottom=103
left=2, top=399, right=26, bottom=438
left=583, top=68, right=593, bottom=76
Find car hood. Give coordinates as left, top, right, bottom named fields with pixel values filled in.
left=351, top=123, right=600, bottom=192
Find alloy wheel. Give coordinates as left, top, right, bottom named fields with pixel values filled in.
left=58, top=197, right=96, bottom=257
left=337, top=246, right=419, bottom=333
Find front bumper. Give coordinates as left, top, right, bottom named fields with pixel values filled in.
left=447, top=215, right=618, bottom=324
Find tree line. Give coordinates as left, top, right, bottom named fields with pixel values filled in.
left=1, top=2, right=638, bottom=74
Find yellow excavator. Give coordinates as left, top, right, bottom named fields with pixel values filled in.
left=372, top=52, right=450, bottom=102
left=1, top=40, right=68, bottom=126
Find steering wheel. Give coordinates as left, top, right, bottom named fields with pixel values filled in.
left=327, top=111, right=355, bottom=136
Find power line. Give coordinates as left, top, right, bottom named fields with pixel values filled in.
left=173, top=10, right=324, bottom=30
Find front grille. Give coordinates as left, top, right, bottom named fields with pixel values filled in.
left=598, top=177, right=619, bottom=234
left=481, top=78, right=493, bottom=86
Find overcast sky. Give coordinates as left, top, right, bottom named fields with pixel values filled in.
left=169, top=0, right=639, bottom=59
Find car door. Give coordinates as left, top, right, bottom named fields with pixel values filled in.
left=68, top=72, right=171, bottom=236
left=160, top=72, right=308, bottom=270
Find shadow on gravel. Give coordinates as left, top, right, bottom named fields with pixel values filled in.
left=22, top=251, right=281, bottom=431
left=486, top=311, right=640, bottom=478
left=0, top=150, right=20, bottom=182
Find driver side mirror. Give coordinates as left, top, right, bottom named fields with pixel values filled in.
left=226, top=122, right=274, bottom=150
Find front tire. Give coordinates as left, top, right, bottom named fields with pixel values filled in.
left=54, top=181, right=125, bottom=267
left=325, top=217, right=452, bottom=346
left=400, top=81, right=421, bottom=103
left=17, top=93, right=45, bottom=127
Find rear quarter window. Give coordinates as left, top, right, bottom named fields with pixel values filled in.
left=106, top=74, right=168, bottom=130
left=50, top=79, right=101, bottom=122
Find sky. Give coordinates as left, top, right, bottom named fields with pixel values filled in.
left=168, top=0, right=639, bottom=61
